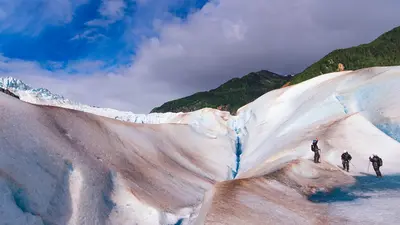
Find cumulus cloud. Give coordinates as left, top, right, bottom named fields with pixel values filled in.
left=0, top=55, right=180, bottom=112
left=67, top=60, right=107, bottom=73
left=1, top=0, right=400, bottom=113
left=129, top=0, right=400, bottom=92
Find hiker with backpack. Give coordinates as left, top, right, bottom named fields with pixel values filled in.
left=341, top=150, right=352, bottom=172
left=311, top=138, right=321, bottom=163
left=369, top=154, right=383, bottom=177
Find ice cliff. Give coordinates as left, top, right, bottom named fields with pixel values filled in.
left=1, top=66, right=400, bottom=224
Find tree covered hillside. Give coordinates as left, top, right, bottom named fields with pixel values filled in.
left=290, top=26, right=400, bottom=85
left=151, top=70, right=291, bottom=114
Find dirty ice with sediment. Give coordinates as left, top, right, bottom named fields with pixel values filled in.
left=0, top=66, right=400, bottom=224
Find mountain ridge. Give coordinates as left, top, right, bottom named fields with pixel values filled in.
left=151, top=70, right=291, bottom=114
left=152, top=25, right=400, bottom=113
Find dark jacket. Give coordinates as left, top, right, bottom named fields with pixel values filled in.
left=369, top=156, right=383, bottom=168
left=311, top=143, right=319, bottom=152
left=311, top=140, right=319, bottom=152
left=341, top=152, right=352, bottom=161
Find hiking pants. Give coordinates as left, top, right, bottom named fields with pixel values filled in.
left=314, top=151, right=320, bottom=163
left=373, top=167, right=382, bottom=177
left=342, top=160, right=350, bottom=172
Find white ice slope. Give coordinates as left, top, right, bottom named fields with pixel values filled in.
left=0, top=76, right=241, bottom=140
left=236, top=66, right=400, bottom=178
left=1, top=66, right=400, bottom=224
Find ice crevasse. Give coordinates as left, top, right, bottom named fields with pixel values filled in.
left=0, top=66, right=400, bottom=224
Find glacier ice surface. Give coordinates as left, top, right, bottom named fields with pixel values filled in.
left=1, top=66, right=400, bottom=224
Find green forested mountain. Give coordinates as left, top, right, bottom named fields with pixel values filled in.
left=290, top=26, right=400, bottom=85
left=151, top=70, right=291, bottom=114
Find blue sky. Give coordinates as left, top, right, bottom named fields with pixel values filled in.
left=0, top=0, right=209, bottom=71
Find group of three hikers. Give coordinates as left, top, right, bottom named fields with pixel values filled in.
left=311, top=138, right=383, bottom=177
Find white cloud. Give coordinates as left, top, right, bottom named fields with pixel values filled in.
left=67, top=60, right=107, bottom=73
left=76, top=0, right=127, bottom=42
left=85, top=0, right=126, bottom=27
left=1, top=0, right=400, bottom=113
left=70, top=29, right=108, bottom=42
left=0, top=55, right=180, bottom=112
left=84, top=19, right=114, bottom=27
left=98, top=0, right=126, bottom=19
left=128, top=0, right=400, bottom=91
left=0, top=54, right=48, bottom=73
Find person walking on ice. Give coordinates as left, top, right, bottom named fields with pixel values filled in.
left=369, top=154, right=383, bottom=177
left=341, top=150, right=352, bottom=172
left=311, top=138, right=321, bottom=163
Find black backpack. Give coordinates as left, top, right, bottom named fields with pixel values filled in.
left=311, top=144, right=316, bottom=152
left=378, top=157, right=383, bottom=167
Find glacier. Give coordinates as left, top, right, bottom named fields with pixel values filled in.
left=1, top=66, right=400, bottom=224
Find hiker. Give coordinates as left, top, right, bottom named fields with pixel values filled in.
left=341, top=150, right=352, bottom=172
left=311, top=138, right=320, bottom=163
left=369, top=154, right=383, bottom=177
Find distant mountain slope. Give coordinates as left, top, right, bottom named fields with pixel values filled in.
left=151, top=70, right=291, bottom=114
left=289, top=26, right=400, bottom=85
